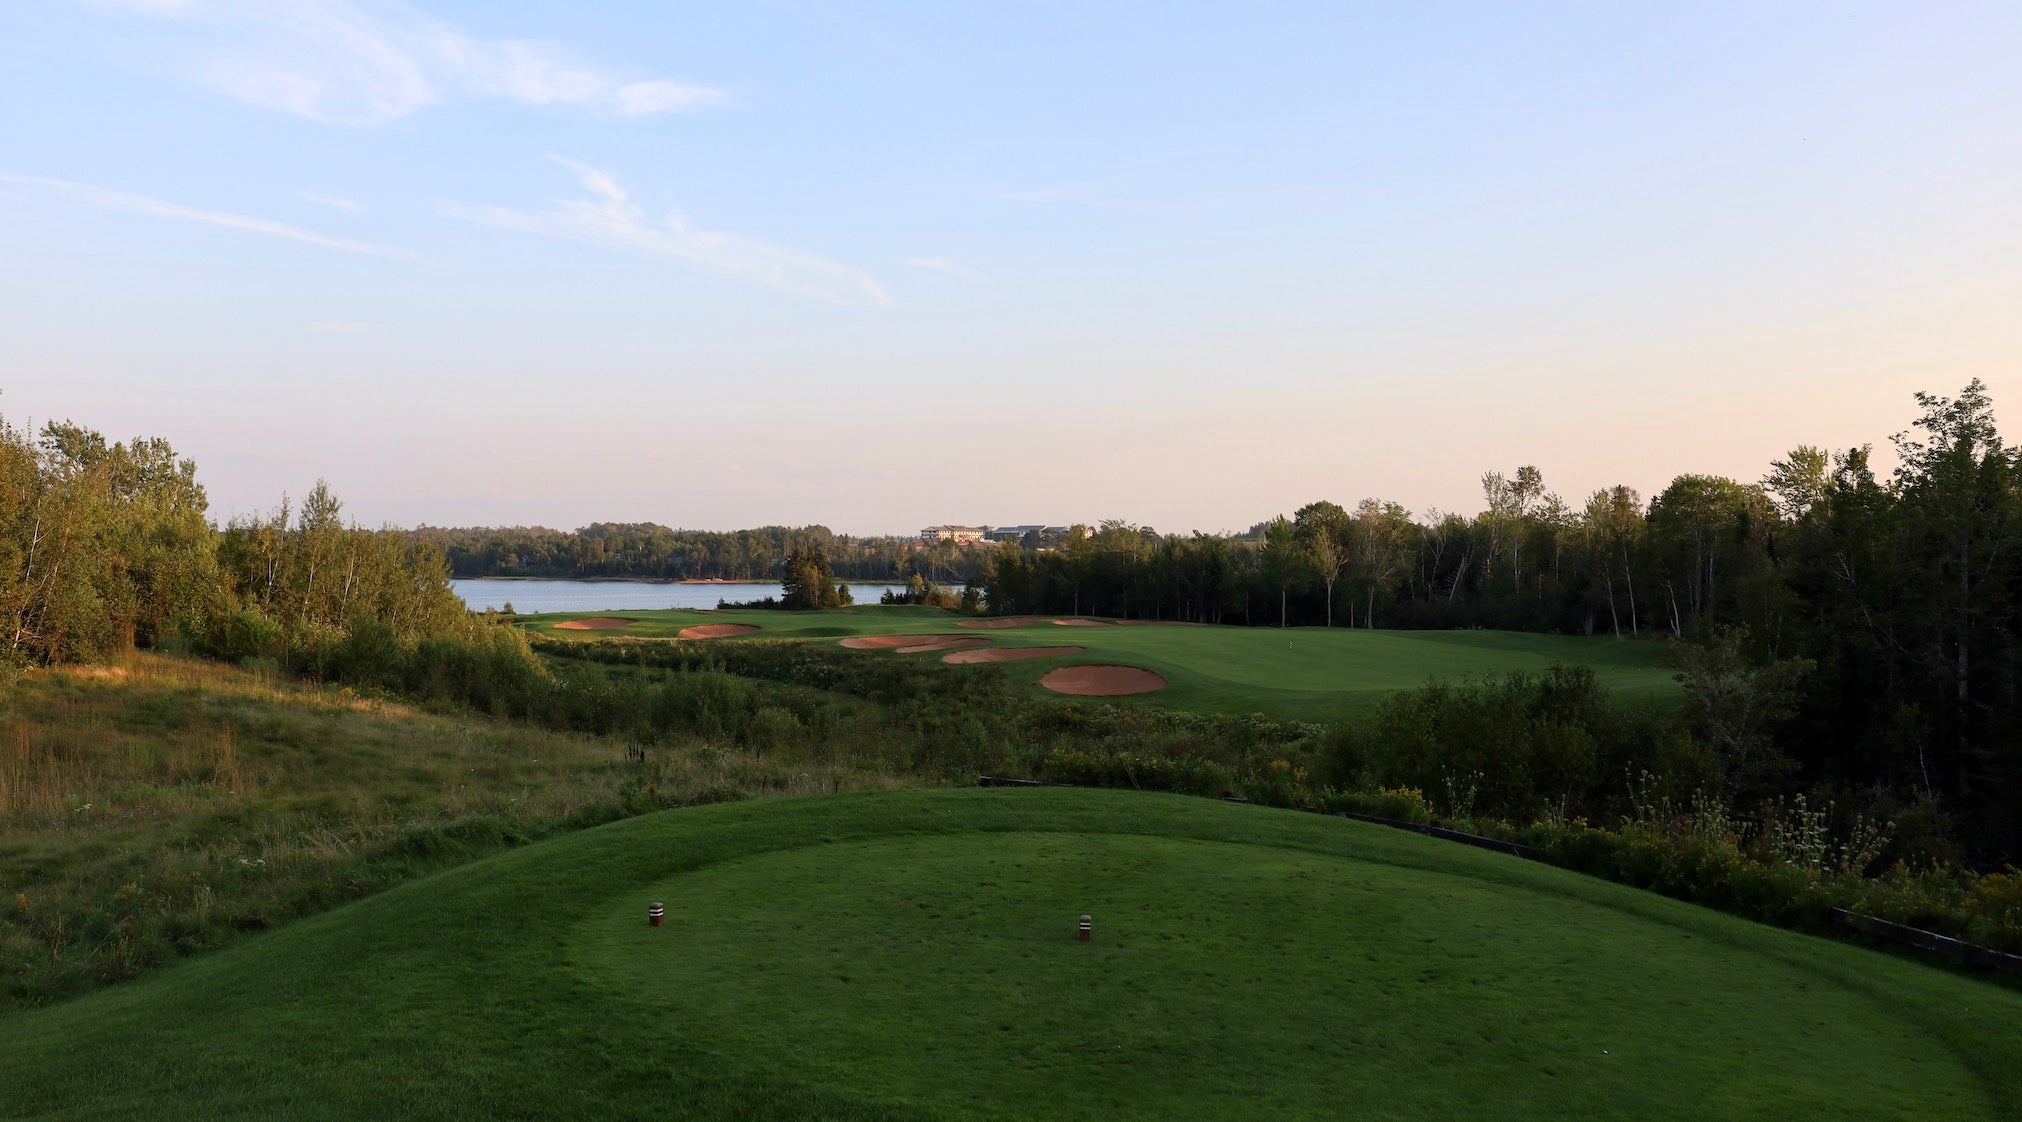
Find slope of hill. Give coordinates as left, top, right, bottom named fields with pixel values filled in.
left=3, top=788, right=2015, bottom=1120
left=0, top=653, right=908, bottom=1006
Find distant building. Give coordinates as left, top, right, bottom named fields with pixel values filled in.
left=920, top=524, right=987, bottom=544
left=984, top=524, right=1048, bottom=542
left=982, top=524, right=1086, bottom=546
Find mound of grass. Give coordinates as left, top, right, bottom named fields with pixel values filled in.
left=4, top=788, right=2015, bottom=1119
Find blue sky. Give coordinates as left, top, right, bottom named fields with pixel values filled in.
left=5, top=2, right=2021, bottom=533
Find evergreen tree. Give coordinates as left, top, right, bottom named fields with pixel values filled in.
left=780, top=546, right=841, bottom=609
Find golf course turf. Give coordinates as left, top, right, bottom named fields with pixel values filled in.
left=4, top=788, right=2016, bottom=1119
left=527, top=607, right=1680, bottom=722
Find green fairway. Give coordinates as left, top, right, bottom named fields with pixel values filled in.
left=528, top=607, right=1678, bottom=722
left=4, top=788, right=2014, bottom=1120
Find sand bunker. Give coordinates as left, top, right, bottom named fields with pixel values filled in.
left=942, top=645, right=1084, bottom=665
left=553, top=617, right=634, bottom=630
left=957, top=617, right=1042, bottom=629
left=839, top=634, right=990, bottom=655
left=898, top=637, right=989, bottom=654
left=678, top=623, right=760, bottom=639
left=1039, top=665, right=1167, bottom=696
left=1118, top=620, right=1205, bottom=627
left=1050, top=618, right=1117, bottom=627
left=843, top=634, right=993, bottom=655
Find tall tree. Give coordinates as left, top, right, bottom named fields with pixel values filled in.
left=1350, top=499, right=1413, bottom=628
left=1581, top=486, right=1644, bottom=637
left=1646, top=475, right=1769, bottom=637
left=1763, top=445, right=1832, bottom=521
left=1292, top=501, right=1350, bottom=628
left=780, top=545, right=842, bottom=609
left=1889, top=380, right=2017, bottom=804
left=1260, top=516, right=1302, bottom=627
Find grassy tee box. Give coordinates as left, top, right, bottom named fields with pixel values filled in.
left=2, top=788, right=2015, bottom=1120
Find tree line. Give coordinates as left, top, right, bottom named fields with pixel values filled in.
left=1, top=409, right=539, bottom=701
left=978, top=479, right=1721, bottom=636
left=418, top=523, right=990, bottom=584
left=980, top=382, right=2022, bottom=862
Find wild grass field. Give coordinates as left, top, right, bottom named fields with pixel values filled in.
left=2, top=788, right=2016, bottom=1120
left=0, top=652, right=916, bottom=1006
left=526, top=606, right=1680, bottom=722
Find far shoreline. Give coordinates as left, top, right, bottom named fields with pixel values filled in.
left=453, top=576, right=943, bottom=585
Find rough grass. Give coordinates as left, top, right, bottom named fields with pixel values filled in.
left=0, top=652, right=919, bottom=1007
left=527, top=608, right=1678, bottom=723
left=2, top=788, right=2016, bottom=1120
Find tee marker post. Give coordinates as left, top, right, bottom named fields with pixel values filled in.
left=1079, top=914, right=1092, bottom=941
left=649, top=902, right=665, bottom=927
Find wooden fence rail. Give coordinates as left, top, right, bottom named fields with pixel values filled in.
left=1331, top=811, right=1539, bottom=860
left=1832, top=908, right=2022, bottom=976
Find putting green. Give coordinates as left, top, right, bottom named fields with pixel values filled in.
left=572, top=830, right=1984, bottom=1120
left=528, top=607, right=1679, bottom=722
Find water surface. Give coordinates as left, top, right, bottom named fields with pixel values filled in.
left=452, top=579, right=923, bottom=614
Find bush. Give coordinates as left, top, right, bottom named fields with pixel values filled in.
left=1336, top=664, right=1705, bottom=823
left=1323, top=786, right=1434, bottom=824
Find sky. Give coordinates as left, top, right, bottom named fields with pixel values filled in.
left=5, top=2, right=2022, bottom=535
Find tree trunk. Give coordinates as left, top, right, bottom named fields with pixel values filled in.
left=1957, top=539, right=1971, bottom=795
left=1623, top=547, right=1639, bottom=637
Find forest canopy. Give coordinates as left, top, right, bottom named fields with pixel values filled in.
left=0, top=411, right=544, bottom=713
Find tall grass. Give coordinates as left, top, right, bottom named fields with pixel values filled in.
left=0, top=651, right=918, bottom=1008
left=1, top=714, right=244, bottom=821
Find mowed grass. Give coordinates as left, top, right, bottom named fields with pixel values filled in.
left=528, top=607, right=1679, bottom=722
left=4, top=788, right=2015, bottom=1120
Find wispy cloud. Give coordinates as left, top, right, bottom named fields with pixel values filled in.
left=0, top=171, right=411, bottom=257
left=304, top=320, right=380, bottom=333
left=902, top=256, right=982, bottom=281
left=445, top=158, right=892, bottom=307
left=300, top=190, right=364, bottom=213
left=78, top=0, right=727, bottom=125
left=613, top=79, right=724, bottom=118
